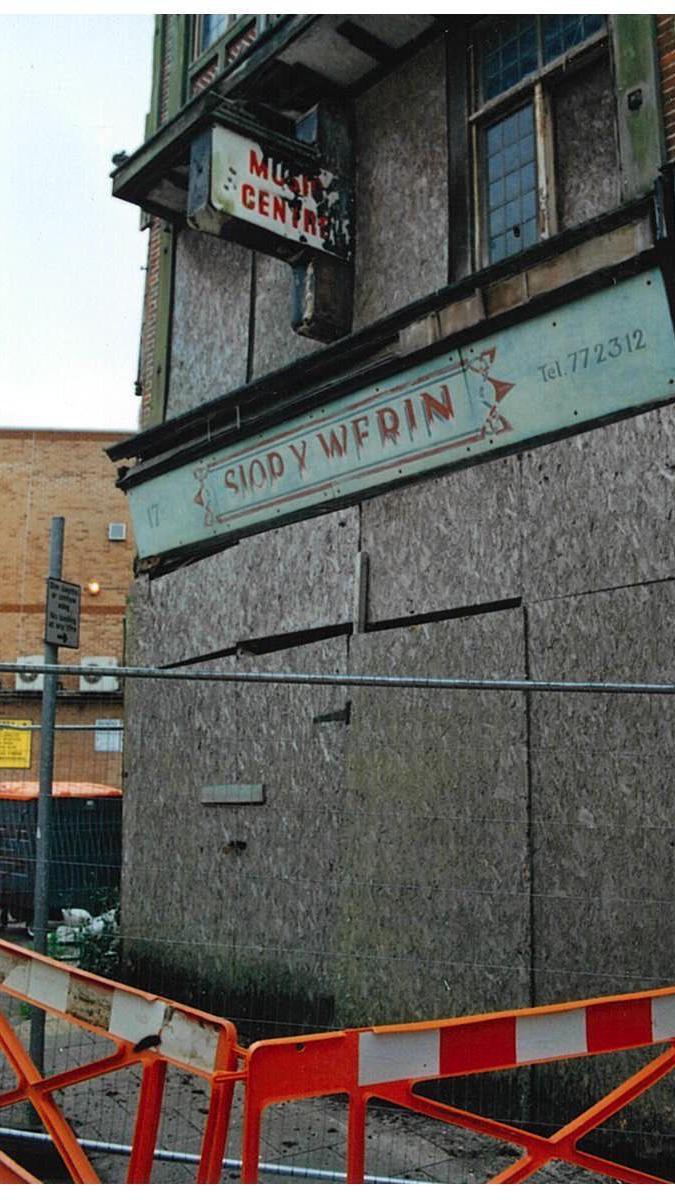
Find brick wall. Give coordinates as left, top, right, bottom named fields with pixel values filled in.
left=657, top=15, right=675, bottom=163
left=0, top=430, right=135, bottom=686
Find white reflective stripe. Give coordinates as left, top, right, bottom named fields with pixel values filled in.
left=160, top=1009, right=220, bottom=1073
left=652, top=995, right=675, bottom=1043
left=2, top=960, right=30, bottom=998
left=516, top=1009, right=587, bottom=1063
left=108, top=990, right=166, bottom=1043
left=358, top=1030, right=440, bottom=1086
left=26, top=961, right=69, bottom=1013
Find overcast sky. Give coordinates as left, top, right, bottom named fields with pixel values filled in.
left=0, top=14, right=154, bottom=433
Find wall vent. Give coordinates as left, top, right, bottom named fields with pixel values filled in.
left=79, top=657, right=119, bottom=693
left=15, top=655, right=45, bottom=692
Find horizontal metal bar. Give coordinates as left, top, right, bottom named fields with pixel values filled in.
left=1, top=661, right=674, bottom=696
left=0, top=1126, right=410, bottom=1185
left=0, top=724, right=123, bottom=733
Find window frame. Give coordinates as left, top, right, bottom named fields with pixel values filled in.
left=468, top=17, right=612, bottom=269
left=191, top=13, right=248, bottom=63
left=188, top=14, right=282, bottom=83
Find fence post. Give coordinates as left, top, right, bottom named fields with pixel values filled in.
left=29, top=516, right=65, bottom=1074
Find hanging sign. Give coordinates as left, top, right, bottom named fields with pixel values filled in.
left=124, top=269, right=675, bottom=565
left=188, top=125, right=352, bottom=261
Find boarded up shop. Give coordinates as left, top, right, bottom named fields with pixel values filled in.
left=109, top=11, right=675, bottom=1093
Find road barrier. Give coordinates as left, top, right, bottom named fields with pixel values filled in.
left=1, top=939, right=675, bottom=1183
left=0, top=939, right=243, bottom=1183
left=241, top=987, right=675, bottom=1183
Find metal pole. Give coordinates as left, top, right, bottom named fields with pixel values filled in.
left=29, top=517, right=64, bottom=1073
left=0, top=1126, right=412, bottom=1185
left=2, top=659, right=675, bottom=696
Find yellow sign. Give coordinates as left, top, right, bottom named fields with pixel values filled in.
left=0, top=721, right=32, bottom=769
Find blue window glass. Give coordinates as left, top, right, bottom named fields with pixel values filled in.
left=542, top=14, right=605, bottom=63
left=201, top=15, right=228, bottom=50
left=482, top=17, right=538, bottom=100
left=200, top=14, right=244, bottom=53
left=486, top=104, right=538, bottom=264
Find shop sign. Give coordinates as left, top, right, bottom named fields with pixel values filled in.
left=127, top=270, right=675, bottom=563
left=0, top=721, right=32, bottom=769
left=206, top=126, right=351, bottom=260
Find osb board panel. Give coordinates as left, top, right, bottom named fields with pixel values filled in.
left=126, top=508, right=359, bottom=664
left=338, top=611, right=530, bottom=1025
left=361, top=456, right=521, bottom=622
left=120, top=674, right=241, bottom=957
left=353, top=38, right=448, bottom=330
left=166, top=231, right=252, bottom=419
left=235, top=505, right=359, bottom=641
left=554, top=56, right=620, bottom=230
left=218, top=639, right=349, bottom=994
left=521, top=406, right=675, bottom=602
left=250, top=254, right=314, bottom=380
left=120, top=639, right=349, bottom=1008
left=526, top=581, right=675, bottom=1004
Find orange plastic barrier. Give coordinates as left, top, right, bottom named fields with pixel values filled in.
left=2, top=937, right=675, bottom=1183
left=0, top=1149, right=39, bottom=1183
left=0, top=939, right=244, bottom=1183
left=241, top=986, right=675, bottom=1184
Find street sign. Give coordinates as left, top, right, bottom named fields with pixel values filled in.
left=45, top=578, right=81, bottom=649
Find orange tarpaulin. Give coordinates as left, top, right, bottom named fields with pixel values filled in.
left=0, top=782, right=122, bottom=801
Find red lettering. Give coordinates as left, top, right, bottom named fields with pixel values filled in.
left=303, top=208, right=317, bottom=236
left=249, top=459, right=267, bottom=489
left=317, top=214, right=329, bottom=238
left=290, top=441, right=308, bottom=473
left=404, top=397, right=417, bottom=435
left=224, top=468, right=238, bottom=494
left=317, top=426, right=348, bottom=459
left=352, top=415, right=369, bottom=451
left=238, top=463, right=248, bottom=494
left=241, top=183, right=255, bottom=211
left=258, top=189, right=270, bottom=217
left=376, top=407, right=400, bottom=445
left=249, top=149, right=268, bottom=180
left=272, top=195, right=286, bottom=223
left=267, top=451, right=284, bottom=481
left=422, top=385, right=454, bottom=427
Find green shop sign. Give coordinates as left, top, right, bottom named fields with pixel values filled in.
left=127, top=270, right=675, bottom=563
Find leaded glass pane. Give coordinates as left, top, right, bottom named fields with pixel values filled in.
left=201, top=14, right=241, bottom=52
left=542, top=14, right=605, bottom=63
left=486, top=104, right=538, bottom=263
left=481, top=17, right=538, bottom=100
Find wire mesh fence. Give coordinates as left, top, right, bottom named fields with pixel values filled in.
left=1, top=657, right=675, bottom=1182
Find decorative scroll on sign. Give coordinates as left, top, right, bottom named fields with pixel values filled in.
left=127, top=270, right=675, bottom=562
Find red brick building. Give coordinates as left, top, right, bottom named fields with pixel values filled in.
left=0, top=429, right=134, bottom=785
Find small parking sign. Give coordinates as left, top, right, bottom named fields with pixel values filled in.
left=45, top=578, right=81, bottom=649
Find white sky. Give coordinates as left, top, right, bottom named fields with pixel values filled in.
left=0, top=5, right=624, bottom=436
left=0, top=13, right=155, bottom=433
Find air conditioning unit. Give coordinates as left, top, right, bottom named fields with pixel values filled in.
left=15, top=655, right=45, bottom=691
left=108, top=522, right=127, bottom=542
left=79, top=656, right=119, bottom=693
